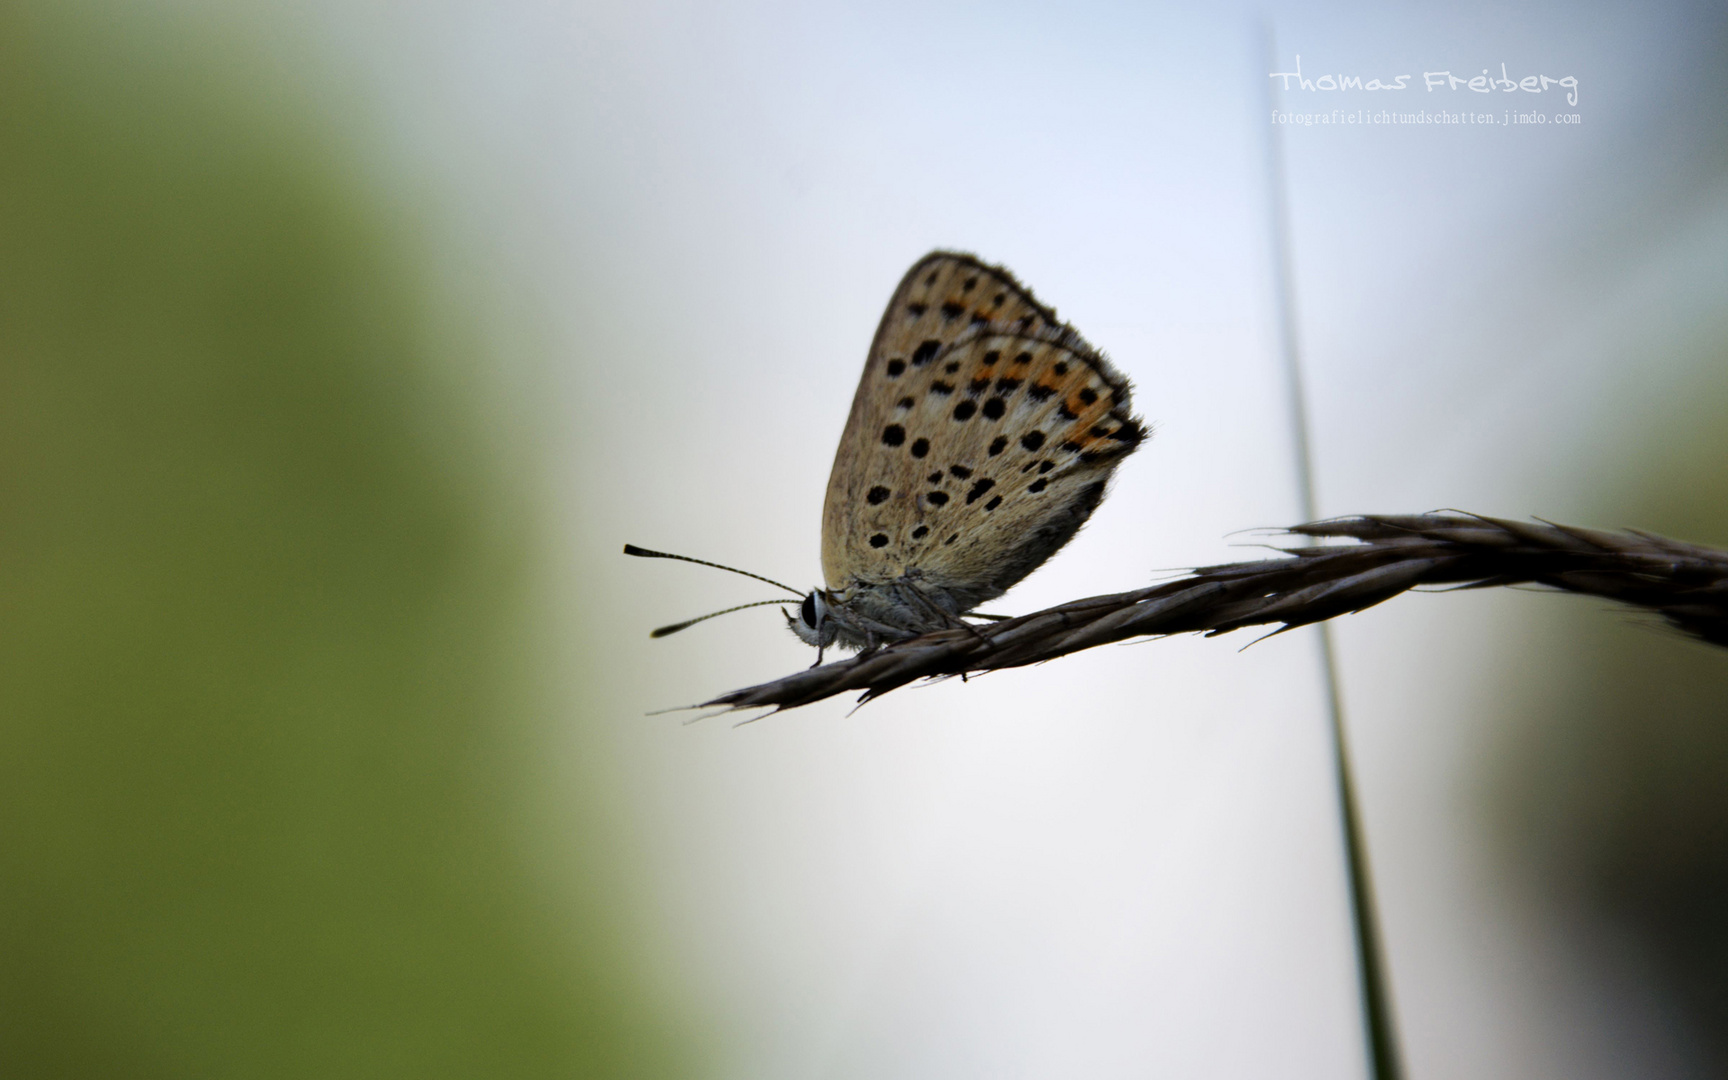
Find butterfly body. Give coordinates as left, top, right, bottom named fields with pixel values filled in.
left=791, top=251, right=1146, bottom=655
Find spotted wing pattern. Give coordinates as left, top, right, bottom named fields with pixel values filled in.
left=820, top=252, right=1145, bottom=611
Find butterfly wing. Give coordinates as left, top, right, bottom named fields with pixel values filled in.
left=820, top=252, right=1146, bottom=613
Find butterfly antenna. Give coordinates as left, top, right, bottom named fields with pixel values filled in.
left=623, top=544, right=803, bottom=597
left=649, top=599, right=790, bottom=639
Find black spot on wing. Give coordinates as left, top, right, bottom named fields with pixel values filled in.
left=911, top=340, right=940, bottom=366
left=869, top=533, right=888, bottom=548
left=910, top=437, right=929, bottom=458
left=984, top=495, right=1003, bottom=511
left=952, top=401, right=976, bottom=421
left=931, top=381, right=954, bottom=395
left=988, top=435, right=1007, bottom=456
left=912, top=525, right=929, bottom=539
left=867, top=486, right=890, bottom=505
left=941, top=301, right=964, bottom=320
left=964, top=478, right=995, bottom=505
left=982, top=398, right=1006, bottom=420
left=948, top=465, right=971, bottom=479
left=881, top=424, right=905, bottom=446
left=1028, top=478, right=1048, bottom=493
left=927, top=491, right=949, bottom=506
left=1020, top=430, right=1045, bottom=451
left=886, top=359, right=905, bottom=377
left=907, top=303, right=926, bottom=318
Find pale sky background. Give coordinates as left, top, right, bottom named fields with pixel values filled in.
left=281, top=1, right=1727, bottom=1076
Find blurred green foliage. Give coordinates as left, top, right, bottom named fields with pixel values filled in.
left=0, top=5, right=690, bottom=1077
left=1493, top=352, right=1728, bottom=1065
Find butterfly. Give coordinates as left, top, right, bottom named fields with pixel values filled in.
left=630, top=251, right=1146, bottom=664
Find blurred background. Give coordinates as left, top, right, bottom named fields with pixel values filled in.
left=1, top=0, right=1724, bottom=1077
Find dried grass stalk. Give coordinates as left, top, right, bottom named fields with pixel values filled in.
left=704, top=513, right=1728, bottom=713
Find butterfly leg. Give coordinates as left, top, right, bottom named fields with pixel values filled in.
left=904, top=585, right=986, bottom=642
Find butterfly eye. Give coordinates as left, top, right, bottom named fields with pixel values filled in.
left=800, top=593, right=819, bottom=628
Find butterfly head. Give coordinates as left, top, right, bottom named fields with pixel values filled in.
left=786, top=589, right=841, bottom=649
